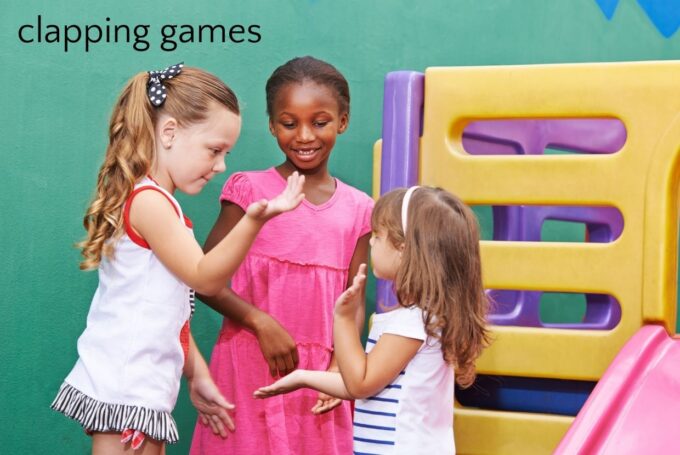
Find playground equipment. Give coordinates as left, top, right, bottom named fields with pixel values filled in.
left=373, top=61, right=680, bottom=454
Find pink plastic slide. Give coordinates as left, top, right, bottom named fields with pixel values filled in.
left=555, top=325, right=680, bottom=454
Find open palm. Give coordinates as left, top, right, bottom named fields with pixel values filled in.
left=334, top=263, right=367, bottom=319
left=246, top=171, right=305, bottom=221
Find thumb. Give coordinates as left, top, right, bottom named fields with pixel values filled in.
left=247, top=199, right=269, bottom=217
left=336, top=288, right=353, bottom=305
left=213, top=393, right=235, bottom=410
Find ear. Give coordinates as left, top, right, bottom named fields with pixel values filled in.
left=337, top=112, right=349, bottom=134
left=158, top=116, right=178, bottom=149
left=268, top=119, right=276, bottom=136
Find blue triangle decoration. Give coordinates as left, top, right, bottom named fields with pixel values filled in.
left=595, top=0, right=620, bottom=19
left=636, top=0, right=680, bottom=38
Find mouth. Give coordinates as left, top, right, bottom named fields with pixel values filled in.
left=292, top=147, right=321, bottom=160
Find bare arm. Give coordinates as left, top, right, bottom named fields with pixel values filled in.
left=198, top=202, right=267, bottom=329
left=198, top=201, right=299, bottom=378
left=184, top=333, right=235, bottom=438
left=333, top=265, right=423, bottom=399
left=254, top=334, right=420, bottom=401
left=314, top=233, right=371, bottom=413
left=325, top=233, right=369, bottom=372
left=130, top=173, right=304, bottom=296
left=254, top=370, right=352, bottom=401
left=256, top=266, right=423, bottom=402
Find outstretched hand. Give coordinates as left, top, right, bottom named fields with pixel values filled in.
left=246, top=171, right=305, bottom=221
left=253, top=369, right=304, bottom=399
left=189, top=374, right=235, bottom=439
left=334, top=263, right=367, bottom=319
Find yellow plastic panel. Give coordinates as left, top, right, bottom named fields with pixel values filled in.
left=373, top=140, right=382, bottom=199
left=418, top=61, right=680, bottom=379
left=454, top=406, right=573, bottom=455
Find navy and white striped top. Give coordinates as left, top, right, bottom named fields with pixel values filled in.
left=353, top=307, right=455, bottom=454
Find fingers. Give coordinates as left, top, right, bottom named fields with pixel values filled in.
left=352, top=264, right=367, bottom=289
left=292, top=347, right=300, bottom=369
left=213, top=394, right=235, bottom=411
left=253, top=387, right=273, bottom=398
left=200, top=408, right=234, bottom=438
left=265, top=348, right=298, bottom=377
left=210, top=414, right=227, bottom=438
left=286, top=172, right=305, bottom=207
left=253, top=384, right=284, bottom=398
left=217, top=408, right=235, bottom=433
left=201, top=412, right=221, bottom=436
left=311, top=398, right=342, bottom=415
left=311, top=399, right=324, bottom=414
left=275, top=356, right=287, bottom=378
left=283, top=353, right=295, bottom=376
left=266, top=356, right=278, bottom=378
left=337, top=264, right=368, bottom=305
left=287, top=171, right=305, bottom=193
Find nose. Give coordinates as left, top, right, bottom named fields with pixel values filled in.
left=214, top=157, right=226, bottom=174
left=297, top=124, right=314, bottom=143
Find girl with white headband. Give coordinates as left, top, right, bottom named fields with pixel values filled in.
left=255, top=186, right=490, bottom=454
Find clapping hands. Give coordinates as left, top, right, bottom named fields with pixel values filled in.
left=334, top=263, right=367, bottom=319
left=246, top=171, right=305, bottom=221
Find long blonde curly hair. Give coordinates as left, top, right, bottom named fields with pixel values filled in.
left=78, top=66, right=240, bottom=270
left=372, top=187, right=491, bottom=388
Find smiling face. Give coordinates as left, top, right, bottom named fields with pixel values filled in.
left=155, top=102, right=242, bottom=194
left=269, top=80, right=348, bottom=173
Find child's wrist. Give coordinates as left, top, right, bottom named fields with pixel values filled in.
left=291, top=369, right=306, bottom=387
left=244, top=212, right=267, bottom=227
left=333, top=309, right=355, bottom=321
left=245, top=308, right=268, bottom=332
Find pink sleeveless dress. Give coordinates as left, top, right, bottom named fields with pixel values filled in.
left=190, top=167, right=373, bottom=455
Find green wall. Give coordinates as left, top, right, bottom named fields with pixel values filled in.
left=3, top=0, right=680, bottom=453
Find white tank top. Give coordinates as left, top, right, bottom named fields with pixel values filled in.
left=65, top=177, right=193, bottom=413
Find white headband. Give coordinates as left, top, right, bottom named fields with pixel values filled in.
left=401, top=186, right=420, bottom=234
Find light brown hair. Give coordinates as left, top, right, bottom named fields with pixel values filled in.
left=78, top=66, right=240, bottom=270
left=372, top=187, right=490, bottom=388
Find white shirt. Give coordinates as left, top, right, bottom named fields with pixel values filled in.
left=353, top=306, right=455, bottom=454
left=64, top=178, right=193, bottom=413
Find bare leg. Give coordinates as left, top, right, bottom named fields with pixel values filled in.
left=92, top=432, right=164, bottom=455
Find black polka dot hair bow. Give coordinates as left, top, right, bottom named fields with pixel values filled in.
left=147, top=62, right=184, bottom=107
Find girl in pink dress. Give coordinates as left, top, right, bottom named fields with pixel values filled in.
left=189, top=56, right=373, bottom=454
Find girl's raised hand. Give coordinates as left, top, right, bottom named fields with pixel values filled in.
left=246, top=171, right=305, bottom=221
left=334, top=263, right=367, bottom=319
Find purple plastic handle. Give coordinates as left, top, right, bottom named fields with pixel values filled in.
left=464, top=120, right=626, bottom=329
left=376, top=71, right=424, bottom=313
left=463, top=119, right=626, bottom=155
